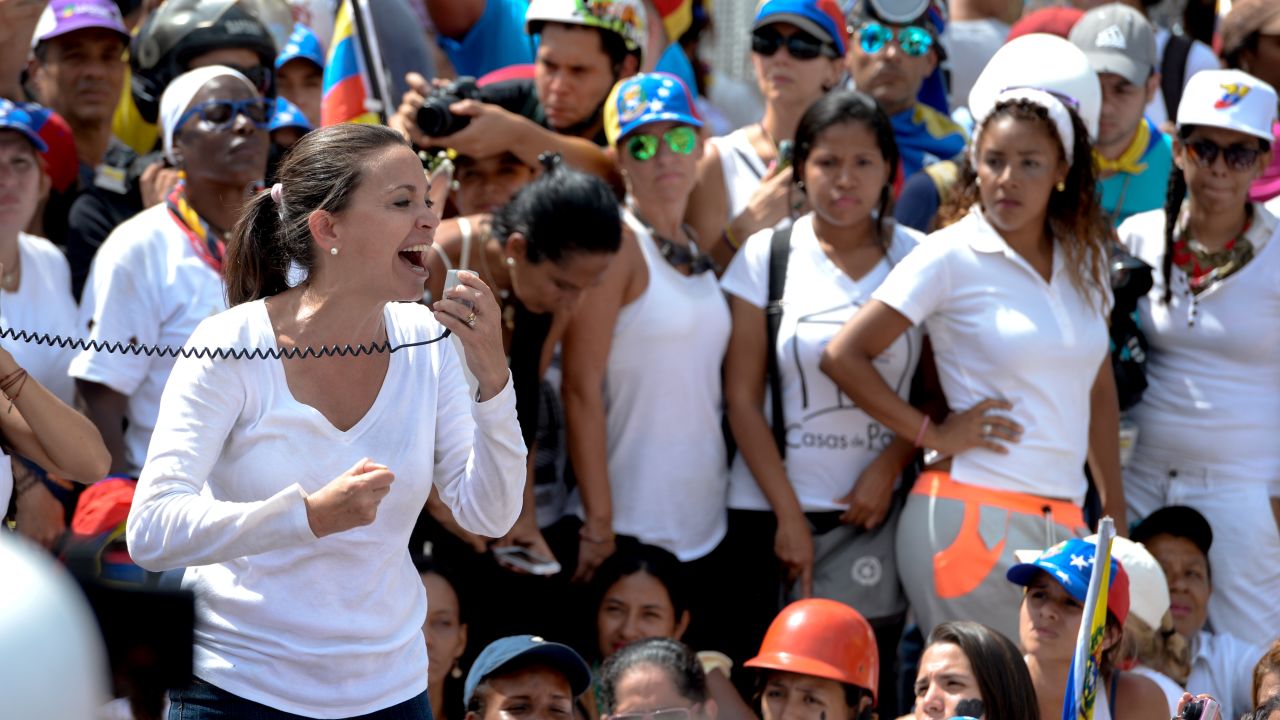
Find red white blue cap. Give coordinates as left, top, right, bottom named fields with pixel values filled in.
left=1008, top=537, right=1130, bottom=626
left=0, top=100, right=50, bottom=153
left=604, top=72, right=702, bottom=148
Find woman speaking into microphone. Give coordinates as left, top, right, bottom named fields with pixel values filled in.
left=126, top=123, right=527, bottom=719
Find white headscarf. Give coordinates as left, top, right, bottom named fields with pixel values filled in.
left=159, top=65, right=258, bottom=165
left=969, top=87, right=1077, bottom=169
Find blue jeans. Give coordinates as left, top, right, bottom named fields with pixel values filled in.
left=169, top=678, right=433, bottom=720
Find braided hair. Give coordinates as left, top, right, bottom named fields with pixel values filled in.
left=1159, top=132, right=1190, bottom=305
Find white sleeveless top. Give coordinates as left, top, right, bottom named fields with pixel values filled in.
left=708, top=127, right=768, bottom=222
left=583, top=208, right=732, bottom=561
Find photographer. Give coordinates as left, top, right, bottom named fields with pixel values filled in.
left=390, top=0, right=645, bottom=181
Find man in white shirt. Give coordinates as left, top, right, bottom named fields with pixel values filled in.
left=1132, top=507, right=1270, bottom=720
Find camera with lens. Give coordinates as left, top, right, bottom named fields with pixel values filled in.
left=1181, top=698, right=1221, bottom=720
left=416, top=76, right=482, bottom=138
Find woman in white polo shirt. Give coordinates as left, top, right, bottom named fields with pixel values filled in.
left=1116, top=69, right=1280, bottom=641
left=821, top=85, right=1121, bottom=641
left=719, top=88, right=923, bottom=673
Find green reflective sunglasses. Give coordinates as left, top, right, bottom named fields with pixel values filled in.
left=625, top=125, right=698, bottom=161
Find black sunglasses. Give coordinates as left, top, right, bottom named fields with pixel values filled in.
left=751, top=28, right=838, bottom=60
left=1185, top=137, right=1266, bottom=171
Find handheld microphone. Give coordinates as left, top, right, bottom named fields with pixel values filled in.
left=950, top=698, right=985, bottom=719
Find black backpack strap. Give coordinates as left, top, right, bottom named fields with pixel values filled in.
left=1161, top=33, right=1193, bottom=122
left=765, top=225, right=792, bottom=458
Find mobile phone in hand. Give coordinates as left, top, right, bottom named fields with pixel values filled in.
left=493, top=546, right=561, bottom=576
left=443, top=269, right=474, bottom=311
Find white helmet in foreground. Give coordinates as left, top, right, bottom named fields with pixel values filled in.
left=968, top=33, right=1102, bottom=142
left=0, top=534, right=110, bottom=719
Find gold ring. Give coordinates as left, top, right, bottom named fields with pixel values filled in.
left=465, top=311, right=477, bottom=328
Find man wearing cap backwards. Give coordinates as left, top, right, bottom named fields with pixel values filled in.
left=1220, top=0, right=1280, bottom=210
left=274, top=22, right=323, bottom=128
left=464, top=635, right=593, bottom=720
left=392, top=0, right=644, bottom=181
left=28, top=0, right=129, bottom=173
left=1131, top=507, right=1270, bottom=720
left=1069, top=3, right=1173, bottom=226
left=846, top=0, right=966, bottom=182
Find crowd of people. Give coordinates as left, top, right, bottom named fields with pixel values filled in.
left=1, top=0, right=1280, bottom=718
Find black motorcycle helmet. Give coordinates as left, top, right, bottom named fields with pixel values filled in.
left=130, top=0, right=279, bottom=124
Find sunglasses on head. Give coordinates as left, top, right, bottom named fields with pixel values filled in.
left=751, top=27, right=838, bottom=60
left=625, top=125, right=698, bottom=161
left=857, top=22, right=933, bottom=57
left=1184, top=137, right=1265, bottom=171
left=175, top=98, right=271, bottom=133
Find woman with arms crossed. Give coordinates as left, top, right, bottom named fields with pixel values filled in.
left=127, top=123, right=527, bottom=719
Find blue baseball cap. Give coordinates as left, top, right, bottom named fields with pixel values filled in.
left=0, top=101, right=50, bottom=153
left=1007, top=537, right=1131, bottom=626
left=754, top=0, right=850, bottom=56
left=269, top=96, right=312, bottom=134
left=464, top=635, right=592, bottom=706
left=604, top=72, right=703, bottom=148
left=275, top=23, right=324, bottom=72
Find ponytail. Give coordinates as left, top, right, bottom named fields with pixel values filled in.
left=225, top=190, right=287, bottom=306
left=223, top=123, right=410, bottom=306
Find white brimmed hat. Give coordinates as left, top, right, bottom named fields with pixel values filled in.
left=1085, top=534, right=1169, bottom=631
left=1176, top=69, right=1278, bottom=142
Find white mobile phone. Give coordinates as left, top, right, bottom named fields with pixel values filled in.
left=493, top=546, right=561, bottom=576
left=443, top=269, right=475, bottom=310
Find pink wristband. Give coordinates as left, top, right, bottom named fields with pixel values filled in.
left=914, top=415, right=930, bottom=448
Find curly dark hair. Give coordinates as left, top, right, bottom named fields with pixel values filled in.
left=938, top=98, right=1111, bottom=315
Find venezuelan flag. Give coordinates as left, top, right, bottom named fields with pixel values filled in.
left=1062, top=518, right=1116, bottom=720
left=321, top=0, right=379, bottom=126
left=652, top=0, right=693, bottom=42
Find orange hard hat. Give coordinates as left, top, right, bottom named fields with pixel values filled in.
left=744, top=599, right=879, bottom=700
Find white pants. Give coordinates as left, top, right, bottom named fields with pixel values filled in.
left=1126, top=455, right=1280, bottom=643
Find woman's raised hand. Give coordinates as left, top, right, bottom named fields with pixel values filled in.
left=304, top=458, right=396, bottom=538
left=432, top=270, right=509, bottom=401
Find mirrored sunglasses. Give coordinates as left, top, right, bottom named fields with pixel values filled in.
left=858, top=22, right=933, bottom=57
left=625, top=125, right=698, bottom=162
left=176, top=98, right=271, bottom=133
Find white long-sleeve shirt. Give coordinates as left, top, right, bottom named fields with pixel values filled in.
left=126, top=299, right=526, bottom=718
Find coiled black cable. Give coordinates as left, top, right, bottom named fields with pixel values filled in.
left=0, top=326, right=451, bottom=360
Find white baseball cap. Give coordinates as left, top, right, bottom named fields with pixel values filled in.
left=1084, top=533, right=1169, bottom=631
left=1176, top=69, right=1278, bottom=142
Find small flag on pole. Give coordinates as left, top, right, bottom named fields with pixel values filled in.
left=320, top=1, right=379, bottom=126
left=1063, top=517, right=1116, bottom=720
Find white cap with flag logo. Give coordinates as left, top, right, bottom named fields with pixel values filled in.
left=1176, top=68, right=1278, bottom=142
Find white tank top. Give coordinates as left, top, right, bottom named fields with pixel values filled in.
left=709, top=127, right=768, bottom=222
left=595, top=209, right=732, bottom=561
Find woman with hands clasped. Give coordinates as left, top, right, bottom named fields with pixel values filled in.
left=820, top=81, right=1123, bottom=642
left=719, top=89, right=926, bottom=681
left=127, top=123, right=527, bottom=719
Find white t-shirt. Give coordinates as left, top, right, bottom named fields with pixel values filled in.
left=1117, top=204, right=1280, bottom=478
left=720, top=215, right=924, bottom=512
left=1187, top=630, right=1266, bottom=720
left=1130, top=665, right=1186, bottom=715
left=708, top=127, right=767, bottom=224
left=1147, top=30, right=1221, bottom=128
left=69, top=205, right=226, bottom=476
left=1266, top=194, right=1280, bottom=218
left=1, top=234, right=77, bottom=405
left=126, top=300, right=526, bottom=718
left=872, top=209, right=1111, bottom=503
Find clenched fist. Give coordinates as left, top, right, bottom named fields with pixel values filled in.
left=304, top=458, right=396, bottom=538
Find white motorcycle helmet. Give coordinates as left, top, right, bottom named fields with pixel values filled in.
left=0, top=535, right=110, bottom=719
left=968, top=33, right=1102, bottom=142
